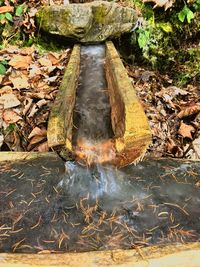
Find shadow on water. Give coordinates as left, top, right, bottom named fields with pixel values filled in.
left=0, top=156, right=200, bottom=253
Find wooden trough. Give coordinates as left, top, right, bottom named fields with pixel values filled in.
left=0, top=152, right=200, bottom=266
left=47, top=41, right=151, bottom=166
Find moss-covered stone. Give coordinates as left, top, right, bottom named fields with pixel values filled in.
left=36, top=2, right=138, bottom=43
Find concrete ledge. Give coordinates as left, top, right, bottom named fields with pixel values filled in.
left=47, top=45, right=80, bottom=153
left=106, top=41, right=152, bottom=166
left=0, top=243, right=200, bottom=266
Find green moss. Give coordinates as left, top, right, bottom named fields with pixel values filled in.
left=93, top=5, right=108, bottom=24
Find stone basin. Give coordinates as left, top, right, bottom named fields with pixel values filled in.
left=36, top=1, right=138, bottom=43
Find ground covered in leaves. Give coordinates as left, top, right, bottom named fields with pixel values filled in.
left=127, top=64, right=200, bottom=159
left=0, top=46, right=70, bottom=152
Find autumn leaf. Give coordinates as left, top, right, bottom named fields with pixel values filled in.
left=3, top=110, right=21, bottom=124
left=0, top=6, right=14, bottom=14
left=178, top=104, right=200, bottom=119
left=193, top=137, right=200, bottom=158
left=38, top=57, right=52, bottom=67
left=48, top=52, right=60, bottom=65
left=10, top=73, right=29, bottom=89
left=143, top=0, right=174, bottom=10
left=9, top=55, right=32, bottom=70
left=36, top=141, right=49, bottom=152
left=28, top=127, right=47, bottom=140
left=0, top=93, right=21, bottom=109
left=178, top=122, right=195, bottom=139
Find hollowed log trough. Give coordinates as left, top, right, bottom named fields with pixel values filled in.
left=47, top=41, right=151, bottom=166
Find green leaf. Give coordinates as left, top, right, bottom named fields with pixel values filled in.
left=159, top=22, right=173, bottom=33
left=0, top=14, right=5, bottom=21
left=5, top=12, right=13, bottom=22
left=186, top=9, right=195, bottom=23
left=0, top=60, right=7, bottom=65
left=178, top=6, right=187, bottom=22
left=15, top=5, right=24, bottom=16
left=178, top=5, right=195, bottom=23
left=138, top=30, right=150, bottom=49
left=0, top=63, right=6, bottom=75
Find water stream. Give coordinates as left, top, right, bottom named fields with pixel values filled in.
left=72, top=45, right=115, bottom=165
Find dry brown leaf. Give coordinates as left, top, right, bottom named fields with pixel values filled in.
left=0, top=6, right=14, bottom=14
left=178, top=104, right=200, bottom=119
left=9, top=55, right=32, bottom=70
left=3, top=110, right=21, bottom=124
left=193, top=137, right=200, bottom=158
left=143, top=0, right=174, bottom=10
left=10, top=73, right=29, bottom=89
left=37, top=141, right=49, bottom=152
left=28, top=104, right=38, bottom=117
left=38, top=57, right=52, bottom=67
left=0, top=86, right=13, bottom=95
left=23, top=98, right=33, bottom=116
left=178, top=122, right=195, bottom=139
left=28, top=127, right=47, bottom=140
left=29, top=64, right=42, bottom=78
left=48, top=52, right=60, bottom=65
left=166, top=138, right=178, bottom=155
left=29, top=135, right=46, bottom=146
left=0, top=93, right=21, bottom=109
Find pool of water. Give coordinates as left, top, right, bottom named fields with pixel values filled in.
left=0, top=156, right=199, bottom=253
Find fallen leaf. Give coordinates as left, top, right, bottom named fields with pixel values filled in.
left=0, top=86, right=13, bottom=95
left=48, top=52, right=60, bottom=65
left=38, top=57, right=52, bottom=67
left=10, top=73, right=29, bottom=89
left=9, top=55, right=32, bottom=69
left=178, top=104, right=200, bottom=118
left=23, top=98, right=33, bottom=116
left=143, top=0, right=174, bottom=10
left=0, top=93, right=21, bottom=109
left=0, top=6, right=14, bottom=14
left=37, top=141, right=49, bottom=152
left=28, top=127, right=47, bottom=139
left=178, top=122, right=195, bottom=139
left=193, top=137, right=200, bottom=158
left=3, top=110, right=21, bottom=123
left=156, top=86, right=189, bottom=101
left=29, top=64, right=42, bottom=78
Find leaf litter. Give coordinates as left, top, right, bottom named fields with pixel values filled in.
left=0, top=45, right=70, bottom=152
left=127, top=65, right=200, bottom=160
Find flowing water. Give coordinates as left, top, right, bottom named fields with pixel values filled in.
left=72, top=44, right=115, bottom=165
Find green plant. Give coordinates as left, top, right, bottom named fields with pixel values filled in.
left=0, top=60, right=7, bottom=75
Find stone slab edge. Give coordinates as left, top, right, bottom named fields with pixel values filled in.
left=47, top=44, right=80, bottom=152
left=106, top=41, right=152, bottom=166
left=0, top=242, right=200, bottom=266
